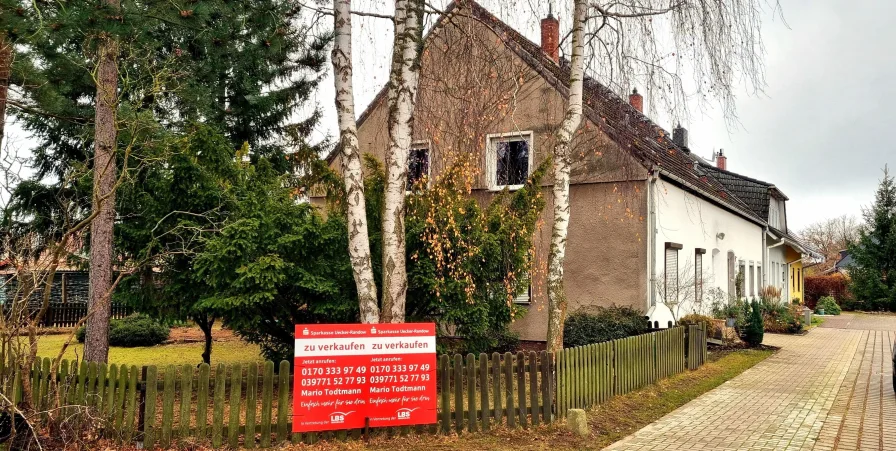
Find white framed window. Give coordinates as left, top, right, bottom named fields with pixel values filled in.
left=407, top=143, right=430, bottom=191
left=512, top=283, right=532, bottom=305
left=757, top=264, right=762, bottom=292
left=749, top=262, right=755, bottom=297
left=664, top=242, right=682, bottom=303
left=486, top=131, right=534, bottom=190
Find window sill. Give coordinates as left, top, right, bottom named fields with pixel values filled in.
left=488, top=184, right=525, bottom=192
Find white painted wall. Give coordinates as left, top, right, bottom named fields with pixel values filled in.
left=647, top=179, right=765, bottom=325
left=767, top=244, right=788, bottom=300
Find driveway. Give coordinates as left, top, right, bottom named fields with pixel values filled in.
left=604, top=313, right=896, bottom=450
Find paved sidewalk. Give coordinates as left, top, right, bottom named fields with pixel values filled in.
left=604, top=314, right=896, bottom=450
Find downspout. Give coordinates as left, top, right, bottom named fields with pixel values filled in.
left=762, top=226, right=768, bottom=289
left=648, top=170, right=659, bottom=308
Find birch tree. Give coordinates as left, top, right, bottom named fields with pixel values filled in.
left=381, top=0, right=424, bottom=323
left=333, top=0, right=380, bottom=323
left=546, top=0, right=771, bottom=351
left=546, top=0, right=587, bottom=352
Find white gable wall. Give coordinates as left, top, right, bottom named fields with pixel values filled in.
left=648, top=178, right=764, bottom=325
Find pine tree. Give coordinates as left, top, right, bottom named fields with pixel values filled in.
left=849, top=167, right=896, bottom=310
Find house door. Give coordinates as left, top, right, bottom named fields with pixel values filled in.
left=727, top=251, right=736, bottom=299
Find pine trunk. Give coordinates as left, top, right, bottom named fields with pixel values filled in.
left=0, top=35, right=12, bottom=151
left=333, top=0, right=380, bottom=324
left=381, top=0, right=422, bottom=323
left=84, top=7, right=121, bottom=363
left=546, top=0, right=586, bottom=353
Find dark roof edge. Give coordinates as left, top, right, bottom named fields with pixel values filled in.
left=655, top=168, right=767, bottom=227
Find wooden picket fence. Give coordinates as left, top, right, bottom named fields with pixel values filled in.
left=2, top=325, right=707, bottom=448
left=556, top=324, right=707, bottom=415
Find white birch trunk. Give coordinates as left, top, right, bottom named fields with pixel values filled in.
left=546, top=0, right=587, bottom=352
left=333, top=0, right=380, bottom=324
left=381, top=0, right=422, bottom=323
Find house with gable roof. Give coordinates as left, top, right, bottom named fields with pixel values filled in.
left=315, top=0, right=813, bottom=340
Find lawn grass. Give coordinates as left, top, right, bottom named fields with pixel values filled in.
left=290, top=347, right=774, bottom=451
left=35, top=333, right=263, bottom=368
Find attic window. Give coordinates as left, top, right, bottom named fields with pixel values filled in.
left=487, top=132, right=533, bottom=190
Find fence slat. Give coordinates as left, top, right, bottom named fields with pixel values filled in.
left=197, top=363, right=210, bottom=440
left=277, top=360, right=290, bottom=442
left=105, top=364, right=118, bottom=419
left=529, top=351, right=538, bottom=426
left=439, top=354, right=449, bottom=434
left=491, top=353, right=501, bottom=425
left=212, top=363, right=226, bottom=448
left=479, top=353, right=489, bottom=431
left=115, top=364, right=127, bottom=432
left=260, top=361, right=273, bottom=447
left=96, top=363, right=106, bottom=413
left=245, top=362, right=258, bottom=449
left=161, top=365, right=176, bottom=448
left=504, top=352, right=515, bottom=428
left=143, top=365, right=158, bottom=449
left=556, top=349, right=563, bottom=418
left=228, top=364, right=243, bottom=449
left=277, top=360, right=292, bottom=442
left=39, top=358, right=50, bottom=421
left=454, top=354, right=463, bottom=434
left=542, top=351, right=552, bottom=423
left=466, top=353, right=476, bottom=433
left=517, top=351, right=527, bottom=428
left=124, top=366, right=138, bottom=442
left=179, top=364, right=193, bottom=440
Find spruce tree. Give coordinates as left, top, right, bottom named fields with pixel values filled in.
left=4, top=0, right=328, bottom=361
left=849, top=167, right=896, bottom=310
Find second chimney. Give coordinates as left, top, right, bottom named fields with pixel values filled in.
left=715, top=149, right=727, bottom=170
left=673, top=124, right=689, bottom=152
left=629, top=88, right=643, bottom=112
left=541, top=12, right=559, bottom=63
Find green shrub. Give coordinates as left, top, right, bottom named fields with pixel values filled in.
left=739, top=300, right=764, bottom=346
left=764, top=303, right=804, bottom=334
left=815, top=296, right=841, bottom=315
left=490, top=329, right=521, bottom=354
left=76, top=315, right=170, bottom=347
left=563, top=305, right=645, bottom=348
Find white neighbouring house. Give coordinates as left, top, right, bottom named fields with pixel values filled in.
left=645, top=128, right=816, bottom=326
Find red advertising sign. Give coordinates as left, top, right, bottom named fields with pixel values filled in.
left=292, top=323, right=437, bottom=432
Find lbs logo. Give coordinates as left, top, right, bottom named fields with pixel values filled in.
left=329, top=411, right=354, bottom=424
left=396, top=408, right=418, bottom=420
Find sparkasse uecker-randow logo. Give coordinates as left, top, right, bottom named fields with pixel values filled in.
left=329, top=411, right=354, bottom=424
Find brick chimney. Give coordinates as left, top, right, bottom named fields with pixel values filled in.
left=629, top=88, right=643, bottom=113
left=715, top=149, right=727, bottom=170
left=541, top=9, right=559, bottom=63
left=673, top=124, right=688, bottom=152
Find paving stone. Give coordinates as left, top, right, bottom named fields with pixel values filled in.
left=603, top=313, right=896, bottom=450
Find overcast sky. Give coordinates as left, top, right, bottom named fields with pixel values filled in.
left=5, top=0, right=893, bottom=232
left=308, top=0, right=896, bottom=232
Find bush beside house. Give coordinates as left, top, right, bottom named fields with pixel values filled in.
left=563, top=306, right=645, bottom=348
left=815, top=296, right=842, bottom=315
